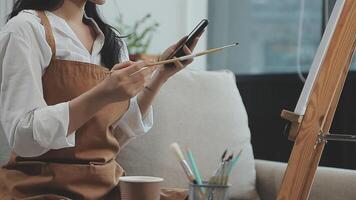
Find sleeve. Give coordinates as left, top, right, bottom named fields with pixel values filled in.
left=0, top=32, right=75, bottom=157
left=111, top=97, right=153, bottom=148
left=119, top=38, right=130, bottom=62
left=111, top=39, right=153, bottom=147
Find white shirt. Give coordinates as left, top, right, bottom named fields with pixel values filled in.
left=0, top=10, right=153, bottom=157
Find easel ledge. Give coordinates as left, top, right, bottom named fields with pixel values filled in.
left=280, top=110, right=303, bottom=141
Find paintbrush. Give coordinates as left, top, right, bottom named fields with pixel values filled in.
left=228, top=148, right=244, bottom=175
left=146, top=43, right=238, bottom=67
left=221, top=149, right=228, bottom=162
left=186, top=147, right=203, bottom=185
left=129, top=43, right=239, bottom=76
left=170, top=143, right=197, bottom=184
left=223, top=154, right=234, bottom=185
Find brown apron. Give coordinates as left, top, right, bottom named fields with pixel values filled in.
left=0, top=11, right=187, bottom=200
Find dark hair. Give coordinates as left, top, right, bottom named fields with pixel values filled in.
left=9, top=0, right=123, bottom=69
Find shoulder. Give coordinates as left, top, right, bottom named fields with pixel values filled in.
left=1, top=10, right=51, bottom=69
left=2, top=10, right=43, bottom=40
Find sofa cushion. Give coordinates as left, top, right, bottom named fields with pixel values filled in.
left=0, top=129, right=10, bottom=166
left=255, top=159, right=356, bottom=200
left=118, top=69, right=260, bottom=199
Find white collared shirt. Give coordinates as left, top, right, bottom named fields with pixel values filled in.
left=0, top=10, right=153, bottom=157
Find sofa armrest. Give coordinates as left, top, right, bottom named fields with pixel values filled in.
left=255, top=159, right=284, bottom=200
left=255, top=159, right=356, bottom=200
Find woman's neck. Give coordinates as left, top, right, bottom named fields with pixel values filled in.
left=53, top=0, right=87, bottom=23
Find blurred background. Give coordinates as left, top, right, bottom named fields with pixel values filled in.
left=1, top=0, right=356, bottom=170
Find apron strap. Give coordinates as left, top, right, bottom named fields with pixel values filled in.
left=37, top=11, right=56, bottom=61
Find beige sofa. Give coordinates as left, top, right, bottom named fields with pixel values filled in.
left=117, top=69, right=356, bottom=200
left=1, top=69, right=356, bottom=199
left=255, top=159, right=356, bottom=200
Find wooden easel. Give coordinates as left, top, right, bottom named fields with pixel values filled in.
left=277, top=0, right=356, bottom=199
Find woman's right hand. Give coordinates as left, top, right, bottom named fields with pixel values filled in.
left=68, top=61, right=154, bottom=134
left=99, top=61, right=155, bottom=103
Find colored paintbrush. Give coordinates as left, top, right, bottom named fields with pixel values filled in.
left=186, top=147, right=203, bottom=185
left=228, top=148, right=244, bottom=175
left=170, top=143, right=197, bottom=184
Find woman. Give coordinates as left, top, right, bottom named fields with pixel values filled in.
left=0, top=0, right=200, bottom=199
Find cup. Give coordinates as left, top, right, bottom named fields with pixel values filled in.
left=189, top=182, right=230, bottom=200
left=119, top=176, right=164, bottom=200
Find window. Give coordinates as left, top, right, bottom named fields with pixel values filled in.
left=207, top=0, right=355, bottom=75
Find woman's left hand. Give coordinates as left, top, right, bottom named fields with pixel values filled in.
left=154, top=35, right=201, bottom=81
left=136, top=35, right=201, bottom=117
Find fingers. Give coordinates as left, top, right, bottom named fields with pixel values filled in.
left=189, top=35, right=201, bottom=51
left=105, top=61, right=157, bottom=101
left=124, top=67, right=150, bottom=94
left=166, top=36, right=188, bottom=53
left=161, top=36, right=189, bottom=59
left=160, top=35, right=192, bottom=61
left=130, top=65, right=156, bottom=83
left=112, top=61, right=156, bottom=83
left=174, top=60, right=185, bottom=69
left=182, top=45, right=193, bottom=65
left=175, top=35, right=189, bottom=47
left=111, top=61, right=134, bottom=71
left=118, top=61, right=146, bottom=75
left=183, top=45, right=192, bottom=55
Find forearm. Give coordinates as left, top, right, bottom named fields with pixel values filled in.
left=137, top=71, right=167, bottom=117
left=68, top=83, right=111, bottom=134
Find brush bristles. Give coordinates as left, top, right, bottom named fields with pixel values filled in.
left=170, top=143, right=185, bottom=161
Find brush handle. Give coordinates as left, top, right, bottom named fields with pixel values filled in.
left=187, top=150, right=203, bottom=185
left=145, top=54, right=195, bottom=67
left=144, top=43, right=238, bottom=67
left=228, top=151, right=243, bottom=175
left=180, top=160, right=197, bottom=183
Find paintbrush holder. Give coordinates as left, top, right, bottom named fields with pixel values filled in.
left=189, top=182, right=230, bottom=200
